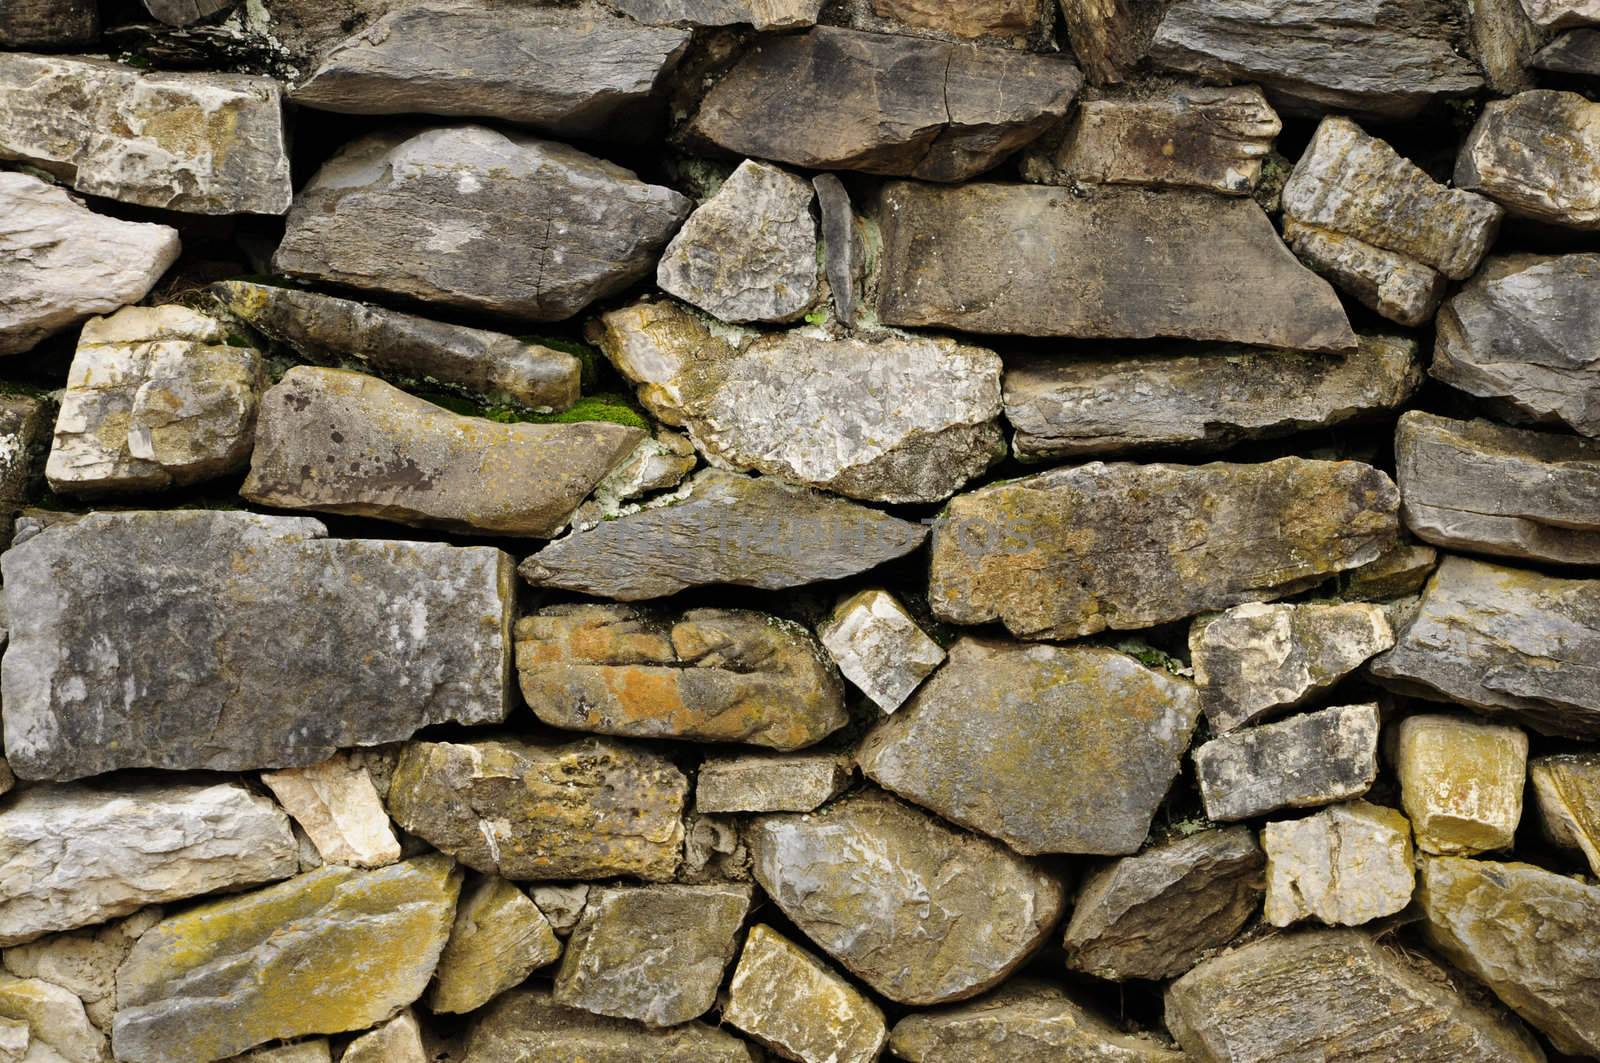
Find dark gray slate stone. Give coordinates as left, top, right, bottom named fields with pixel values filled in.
left=814, top=174, right=865, bottom=326
left=1192, top=703, right=1380, bottom=821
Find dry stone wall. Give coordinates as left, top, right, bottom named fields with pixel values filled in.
left=2, top=0, right=1600, bottom=1060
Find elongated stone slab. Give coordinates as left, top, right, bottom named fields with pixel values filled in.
left=929, top=458, right=1399, bottom=640
left=875, top=183, right=1354, bottom=349
left=1193, top=703, right=1380, bottom=821
left=1534, top=28, right=1600, bottom=72
left=1456, top=90, right=1600, bottom=229
left=696, top=753, right=853, bottom=814
left=0, top=511, right=514, bottom=781
left=465, top=988, right=756, bottom=1062
left=0, top=0, right=95, bottom=45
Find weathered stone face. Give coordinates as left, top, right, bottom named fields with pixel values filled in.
left=1520, top=0, right=1600, bottom=25
left=386, top=738, right=686, bottom=882
left=696, top=753, right=853, bottom=814
left=261, top=753, right=402, bottom=869
left=112, top=855, right=462, bottom=1063
left=1193, top=703, right=1381, bottom=822
left=1262, top=801, right=1415, bottom=927
left=1534, top=27, right=1600, bottom=72
left=465, top=987, right=757, bottom=1061
left=1530, top=753, right=1600, bottom=875
left=929, top=459, right=1400, bottom=640
left=1457, top=90, right=1600, bottom=229
left=429, top=875, right=560, bottom=1016
left=724, top=924, right=887, bottom=1063
left=1061, top=827, right=1264, bottom=982
left=610, top=0, right=823, bottom=28
left=818, top=589, right=945, bottom=713
left=858, top=639, right=1202, bottom=855
left=1341, top=541, right=1439, bottom=601
left=687, top=27, right=1082, bottom=182
left=875, top=183, right=1355, bottom=350
left=0, top=54, right=290, bottom=214
left=3, top=908, right=162, bottom=1033
left=0, top=396, right=47, bottom=508
left=273, top=126, right=691, bottom=322
left=0, top=172, right=180, bottom=357
left=0, top=975, right=106, bottom=1063
left=143, top=0, right=235, bottom=26
left=1397, top=714, right=1527, bottom=856
left=0, top=0, right=96, bottom=45
left=1, top=511, right=514, bottom=780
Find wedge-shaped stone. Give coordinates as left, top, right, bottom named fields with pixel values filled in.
left=112, top=855, right=461, bottom=1063
left=696, top=753, right=853, bottom=814
left=1, top=511, right=514, bottom=781
left=1062, top=827, right=1264, bottom=981
left=1150, top=0, right=1483, bottom=119
left=749, top=789, right=1064, bottom=1005
left=1262, top=801, right=1414, bottom=927
left=273, top=126, right=690, bottom=322
left=1534, top=27, right=1600, bottom=72
left=430, top=876, right=560, bottom=1016
left=1420, top=856, right=1600, bottom=1057
left=1190, top=601, right=1395, bottom=733
left=1059, top=0, right=1161, bottom=83
left=0, top=54, right=290, bottom=214
left=519, top=469, right=927, bottom=600
left=241, top=367, right=642, bottom=537
left=386, top=738, right=686, bottom=882
left=0, top=173, right=180, bottom=357
left=1396, top=411, right=1600, bottom=564
left=293, top=8, right=688, bottom=135
left=1341, top=541, right=1439, bottom=600
left=0, top=975, right=104, bottom=1063
left=929, top=459, right=1399, bottom=640
left=261, top=753, right=402, bottom=869
left=211, top=281, right=581, bottom=412
left=1531, top=753, right=1600, bottom=875
left=515, top=604, right=846, bottom=750
left=465, top=988, right=756, bottom=1061
left=1457, top=90, right=1600, bottom=228
left=1005, top=334, right=1420, bottom=460
left=1370, top=555, right=1600, bottom=735
left=1194, top=703, right=1380, bottom=822
left=858, top=639, right=1202, bottom=855
left=724, top=925, right=887, bottom=1063
left=687, top=26, right=1081, bottom=182
left=1397, top=714, right=1526, bottom=856
left=876, top=183, right=1355, bottom=349
left=0, top=783, right=295, bottom=948
left=1166, top=929, right=1546, bottom=1062
left=818, top=589, right=945, bottom=713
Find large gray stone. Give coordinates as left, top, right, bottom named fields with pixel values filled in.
left=1457, top=90, right=1600, bottom=228
left=1193, top=703, right=1381, bottom=821
left=0, top=511, right=513, bottom=781
left=273, top=126, right=690, bottom=322
left=464, top=988, right=756, bottom=1062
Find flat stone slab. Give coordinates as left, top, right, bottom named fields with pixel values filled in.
left=1194, top=703, right=1380, bottom=821
left=1, top=511, right=514, bottom=781
left=724, top=924, right=887, bottom=1063
left=1397, top=714, right=1527, bottom=856
left=466, top=988, right=756, bottom=1062
left=429, top=875, right=560, bottom=1015
left=818, top=589, right=945, bottom=713
left=696, top=753, right=853, bottom=814
left=1456, top=90, right=1600, bottom=229
left=1262, top=800, right=1415, bottom=927
left=875, top=183, right=1355, bottom=350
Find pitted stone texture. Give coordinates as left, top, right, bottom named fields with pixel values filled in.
left=609, top=0, right=824, bottom=28
left=212, top=281, right=581, bottom=413
left=818, top=590, right=944, bottom=713
left=0, top=510, right=514, bottom=781
left=0, top=976, right=104, bottom=1063
left=1396, top=411, right=1600, bottom=564
left=1531, top=753, right=1600, bottom=874
left=1457, top=91, right=1600, bottom=229
left=0, top=54, right=290, bottom=214
left=724, top=925, right=887, bottom=1063
left=1190, top=601, right=1395, bottom=733
left=657, top=160, right=819, bottom=324
left=293, top=8, right=688, bottom=135
left=45, top=306, right=261, bottom=495
left=687, top=26, right=1081, bottom=183
left=342, top=1011, right=424, bottom=1063
left=1194, top=703, right=1380, bottom=822
left=1165, top=929, right=1547, bottom=1062
left=519, top=469, right=928, bottom=600
left=553, top=884, right=752, bottom=1026
left=0, top=782, right=296, bottom=947
left=1262, top=801, right=1415, bottom=927
left=876, top=183, right=1355, bottom=350
left=0, top=0, right=96, bottom=45
left=859, top=639, right=1202, bottom=855
left=3, top=909, right=162, bottom=1033
left=749, top=789, right=1064, bottom=1005
left=0, top=173, right=180, bottom=357
left=430, top=875, right=560, bottom=1015
left=386, top=738, right=686, bottom=882
left=261, top=753, right=401, bottom=869
left=696, top=754, right=853, bottom=814
left=1420, top=856, right=1600, bottom=1057
left=465, top=987, right=757, bottom=1061
left=929, top=459, right=1400, bottom=640
left=242, top=367, right=642, bottom=537
left=1397, top=715, right=1527, bottom=856
left=515, top=604, right=846, bottom=750
left=273, top=126, right=690, bottom=322
left=1059, top=0, right=1162, bottom=83
left=112, top=855, right=461, bottom=1063
left=1061, top=827, right=1264, bottom=982
left=1370, top=555, right=1600, bottom=736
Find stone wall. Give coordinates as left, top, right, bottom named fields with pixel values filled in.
left=1, top=0, right=1599, bottom=1060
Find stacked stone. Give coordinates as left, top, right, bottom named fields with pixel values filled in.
left=1, top=1, right=1599, bottom=1061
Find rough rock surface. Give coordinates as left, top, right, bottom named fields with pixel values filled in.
left=0, top=975, right=105, bottom=1063
left=2, top=909, right=162, bottom=1032
left=519, top=469, right=928, bottom=599
left=696, top=753, right=853, bottom=813
left=1193, top=703, right=1381, bottom=821
left=465, top=988, right=756, bottom=1061
left=1262, top=801, right=1415, bottom=927
left=342, top=1011, right=424, bottom=1063
left=0, top=54, right=290, bottom=214
left=0, top=0, right=96, bottom=45
left=1456, top=90, right=1600, bottom=229
left=1005, top=334, right=1421, bottom=460
left=818, top=589, right=945, bottom=713
left=1061, top=827, right=1264, bottom=981
left=929, top=458, right=1400, bottom=640
left=1190, top=601, right=1395, bottom=732
left=1397, top=714, right=1527, bottom=856
left=430, top=875, right=560, bottom=1015
left=241, top=366, right=642, bottom=536
left=0, top=396, right=47, bottom=507
left=0, top=173, right=180, bottom=357
left=211, top=281, right=581, bottom=412
left=1342, top=542, right=1439, bottom=600
left=1, top=511, right=514, bottom=780
left=293, top=8, right=689, bottom=135
left=749, top=789, right=1064, bottom=1004
left=143, top=0, right=236, bottom=26
left=858, top=639, right=1202, bottom=855
left=515, top=604, right=847, bottom=749
left=1165, top=929, right=1546, bottom=1062
left=273, top=126, right=691, bottom=322
left=386, top=738, right=686, bottom=881
left=46, top=306, right=262, bottom=495
left=687, top=27, right=1082, bottom=182
left=609, top=0, right=823, bottom=29
left=1419, top=856, right=1600, bottom=1057
left=875, top=183, right=1356, bottom=350
left=1058, top=0, right=1162, bottom=83
left=1530, top=753, right=1600, bottom=874
left=1533, top=27, right=1600, bottom=71
left=1519, top=0, right=1600, bottom=25
left=724, top=924, right=888, bottom=1063
left=1370, top=555, right=1600, bottom=735
left=260, top=753, right=402, bottom=869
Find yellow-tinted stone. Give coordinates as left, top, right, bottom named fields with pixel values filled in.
left=1397, top=715, right=1527, bottom=856
left=1530, top=752, right=1600, bottom=874
left=429, top=876, right=561, bottom=1015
